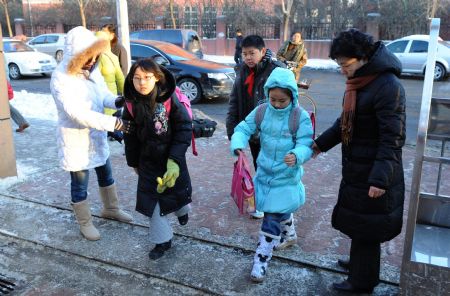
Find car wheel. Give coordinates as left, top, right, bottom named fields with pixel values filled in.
left=8, top=63, right=21, bottom=80
left=434, top=63, right=446, bottom=81
left=177, top=78, right=202, bottom=104
left=55, top=50, right=64, bottom=63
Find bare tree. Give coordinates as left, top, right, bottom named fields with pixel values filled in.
left=427, top=0, right=440, bottom=18
left=281, top=0, right=294, bottom=41
left=169, top=0, right=176, bottom=28
left=0, top=0, right=13, bottom=37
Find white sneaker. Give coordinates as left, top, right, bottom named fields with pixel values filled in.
left=250, top=210, right=264, bottom=219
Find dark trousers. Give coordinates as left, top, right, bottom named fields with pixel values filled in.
left=348, top=239, right=380, bottom=289
left=234, top=50, right=242, bottom=65
left=260, top=212, right=291, bottom=238
left=249, top=140, right=261, bottom=171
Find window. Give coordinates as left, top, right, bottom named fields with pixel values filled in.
left=184, top=6, right=198, bottom=31
left=45, top=35, right=59, bottom=44
left=202, top=5, right=217, bottom=38
left=30, top=36, right=46, bottom=45
left=409, top=40, right=428, bottom=53
left=164, top=6, right=180, bottom=29
left=386, top=40, right=408, bottom=53
left=130, top=44, right=159, bottom=60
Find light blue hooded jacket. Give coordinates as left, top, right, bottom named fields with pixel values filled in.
left=230, top=68, right=314, bottom=213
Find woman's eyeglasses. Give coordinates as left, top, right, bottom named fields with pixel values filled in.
left=132, top=75, right=155, bottom=83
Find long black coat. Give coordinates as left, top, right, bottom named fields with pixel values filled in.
left=226, top=51, right=285, bottom=139
left=314, top=43, right=406, bottom=242
left=123, top=67, right=192, bottom=217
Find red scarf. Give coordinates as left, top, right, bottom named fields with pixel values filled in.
left=341, top=74, right=378, bottom=145
left=244, top=68, right=255, bottom=97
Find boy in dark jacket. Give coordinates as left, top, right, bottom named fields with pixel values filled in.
left=226, top=35, right=284, bottom=163
left=226, top=35, right=284, bottom=219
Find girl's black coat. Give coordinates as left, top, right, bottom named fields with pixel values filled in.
left=314, top=43, right=406, bottom=242
left=123, top=67, right=192, bottom=217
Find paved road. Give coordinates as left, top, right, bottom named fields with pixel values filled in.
left=10, top=69, right=450, bottom=145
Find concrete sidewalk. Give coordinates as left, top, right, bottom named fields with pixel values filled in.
left=1, top=110, right=445, bottom=295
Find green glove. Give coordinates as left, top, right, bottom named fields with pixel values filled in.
left=163, top=159, right=180, bottom=188
left=156, top=159, right=180, bottom=193
left=156, top=177, right=167, bottom=194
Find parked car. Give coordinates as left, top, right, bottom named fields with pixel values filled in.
left=130, top=40, right=234, bottom=104
left=3, top=39, right=57, bottom=80
left=130, top=29, right=204, bottom=59
left=386, top=34, right=450, bottom=81
left=27, top=33, right=66, bottom=63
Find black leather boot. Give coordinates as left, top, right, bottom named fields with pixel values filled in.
left=333, top=280, right=374, bottom=294
left=338, top=258, right=350, bottom=270
left=178, top=213, right=189, bottom=225
left=148, top=240, right=172, bottom=260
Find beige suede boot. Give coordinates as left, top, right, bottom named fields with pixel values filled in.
left=71, top=200, right=100, bottom=241
left=99, top=183, right=133, bottom=222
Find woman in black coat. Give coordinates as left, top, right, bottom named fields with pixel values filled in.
left=122, top=59, right=192, bottom=260
left=313, top=29, right=406, bottom=293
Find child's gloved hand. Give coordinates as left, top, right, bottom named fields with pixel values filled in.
left=156, top=159, right=180, bottom=193
left=156, top=177, right=167, bottom=193
left=284, top=153, right=297, bottom=167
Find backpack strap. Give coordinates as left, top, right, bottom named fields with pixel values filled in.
left=288, top=106, right=301, bottom=144
left=255, top=103, right=268, bottom=131
left=125, top=101, right=134, bottom=118
left=169, top=92, right=197, bottom=156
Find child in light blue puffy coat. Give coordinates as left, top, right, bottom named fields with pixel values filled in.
left=230, top=67, right=313, bottom=282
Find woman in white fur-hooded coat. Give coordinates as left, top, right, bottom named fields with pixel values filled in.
left=50, top=26, right=118, bottom=171
left=50, top=26, right=132, bottom=242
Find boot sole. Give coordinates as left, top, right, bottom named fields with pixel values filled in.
left=250, top=275, right=265, bottom=283
left=100, top=212, right=133, bottom=223
left=274, top=238, right=297, bottom=250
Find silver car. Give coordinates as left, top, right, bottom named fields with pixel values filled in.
left=386, top=35, right=450, bottom=81
left=27, top=33, right=66, bottom=63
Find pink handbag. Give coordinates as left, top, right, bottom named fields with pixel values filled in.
left=231, top=151, right=256, bottom=214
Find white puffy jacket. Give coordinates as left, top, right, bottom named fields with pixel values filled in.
left=50, top=26, right=118, bottom=172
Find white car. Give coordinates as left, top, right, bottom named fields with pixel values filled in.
left=386, top=35, right=450, bottom=81
left=3, top=39, right=57, bottom=80
left=27, top=33, right=66, bottom=63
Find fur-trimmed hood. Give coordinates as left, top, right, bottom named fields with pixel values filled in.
left=62, top=26, right=109, bottom=75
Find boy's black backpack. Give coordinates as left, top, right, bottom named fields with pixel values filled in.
left=193, top=118, right=217, bottom=138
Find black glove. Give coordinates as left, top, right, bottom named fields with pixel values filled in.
left=115, top=96, right=125, bottom=108
left=114, top=118, right=135, bottom=134
left=107, top=131, right=123, bottom=143
left=112, top=108, right=122, bottom=118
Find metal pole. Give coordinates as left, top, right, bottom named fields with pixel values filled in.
left=400, top=17, right=440, bottom=283
left=116, top=0, right=130, bottom=73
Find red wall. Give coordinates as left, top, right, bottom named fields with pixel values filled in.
left=202, top=39, right=332, bottom=59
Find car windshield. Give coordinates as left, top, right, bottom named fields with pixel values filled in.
left=153, top=43, right=196, bottom=61
left=4, top=41, right=35, bottom=53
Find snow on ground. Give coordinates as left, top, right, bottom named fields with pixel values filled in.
left=203, top=55, right=339, bottom=70
left=10, top=89, right=58, bottom=122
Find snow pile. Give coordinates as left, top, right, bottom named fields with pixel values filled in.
left=10, top=90, right=58, bottom=122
